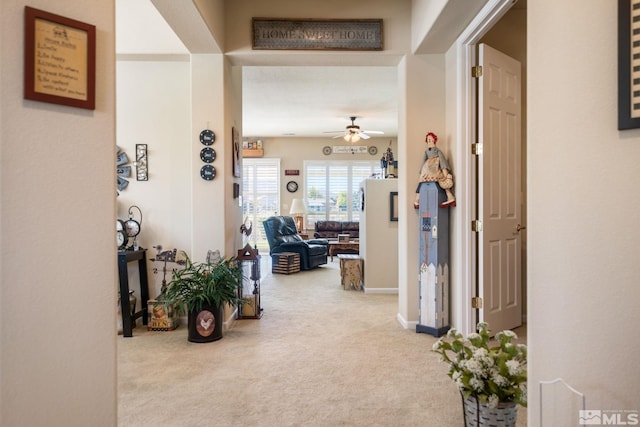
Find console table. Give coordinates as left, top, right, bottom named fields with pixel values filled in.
left=117, top=249, right=150, bottom=337
left=328, top=241, right=359, bottom=261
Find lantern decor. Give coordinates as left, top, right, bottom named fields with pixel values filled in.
left=236, top=243, right=263, bottom=319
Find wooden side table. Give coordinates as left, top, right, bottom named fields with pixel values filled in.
left=271, top=252, right=301, bottom=274
left=117, top=249, right=150, bottom=337
left=338, top=254, right=363, bottom=291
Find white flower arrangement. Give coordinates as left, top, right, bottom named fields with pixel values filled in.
left=431, top=322, right=527, bottom=408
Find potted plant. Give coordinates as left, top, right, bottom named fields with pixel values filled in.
left=163, top=252, right=243, bottom=343
left=431, top=322, right=527, bottom=427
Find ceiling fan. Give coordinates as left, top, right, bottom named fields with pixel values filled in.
left=324, top=116, right=384, bottom=142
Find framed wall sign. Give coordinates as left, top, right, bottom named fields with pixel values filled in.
left=135, top=144, right=148, bottom=181
left=618, top=0, right=640, bottom=129
left=24, top=6, right=96, bottom=110
left=252, top=18, right=383, bottom=51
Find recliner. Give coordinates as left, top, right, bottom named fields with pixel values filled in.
left=263, top=216, right=328, bottom=270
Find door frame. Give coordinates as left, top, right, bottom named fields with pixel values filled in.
left=453, top=0, right=515, bottom=335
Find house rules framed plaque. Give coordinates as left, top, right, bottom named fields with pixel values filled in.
left=24, top=6, right=96, bottom=110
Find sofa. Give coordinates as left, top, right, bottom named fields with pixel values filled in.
left=263, top=216, right=328, bottom=270
left=313, top=220, right=360, bottom=240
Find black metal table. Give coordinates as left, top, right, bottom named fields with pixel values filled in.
left=117, top=249, right=150, bottom=337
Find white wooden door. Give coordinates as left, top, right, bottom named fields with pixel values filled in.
left=478, top=43, right=522, bottom=332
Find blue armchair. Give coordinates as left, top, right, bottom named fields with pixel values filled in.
left=263, top=216, right=328, bottom=270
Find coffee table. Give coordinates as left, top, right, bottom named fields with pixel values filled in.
left=328, top=241, right=359, bottom=261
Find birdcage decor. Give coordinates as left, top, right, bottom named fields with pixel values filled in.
left=236, top=244, right=263, bottom=319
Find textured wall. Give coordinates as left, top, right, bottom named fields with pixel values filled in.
left=528, top=0, right=640, bottom=424
left=1, top=0, right=117, bottom=425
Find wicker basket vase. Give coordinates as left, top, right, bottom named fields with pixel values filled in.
left=462, top=394, right=518, bottom=427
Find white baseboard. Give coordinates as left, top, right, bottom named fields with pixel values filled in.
left=364, top=287, right=398, bottom=295
left=396, top=313, right=418, bottom=330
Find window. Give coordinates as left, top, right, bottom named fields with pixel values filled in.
left=304, top=160, right=381, bottom=227
left=243, top=158, right=280, bottom=252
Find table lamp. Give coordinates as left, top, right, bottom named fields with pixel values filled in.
left=289, top=199, right=306, bottom=233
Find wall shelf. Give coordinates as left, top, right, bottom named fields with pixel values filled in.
left=243, top=148, right=264, bottom=158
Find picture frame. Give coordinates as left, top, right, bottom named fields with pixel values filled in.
left=135, top=144, right=148, bottom=181
left=618, top=0, right=640, bottom=129
left=232, top=127, right=241, bottom=177
left=338, top=234, right=350, bottom=243
left=252, top=18, right=383, bottom=51
left=24, top=6, right=96, bottom=110
left=389, top=191, right=398, bottom=221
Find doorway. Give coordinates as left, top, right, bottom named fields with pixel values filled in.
left=455, top=0, right=527, bottom=334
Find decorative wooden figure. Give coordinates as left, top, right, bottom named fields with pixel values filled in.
left=416, top=181, right=450, bottom=337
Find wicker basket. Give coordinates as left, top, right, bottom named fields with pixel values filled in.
left=462, top=394, right=518, bottom=427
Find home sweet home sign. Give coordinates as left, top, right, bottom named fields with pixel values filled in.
left=252, top=18, right=383, bottom=51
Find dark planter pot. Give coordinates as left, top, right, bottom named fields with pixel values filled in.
left=187, top=303, right=223, bottom=343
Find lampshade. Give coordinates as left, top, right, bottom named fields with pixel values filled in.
left=289, top=198, right=306, bottom=215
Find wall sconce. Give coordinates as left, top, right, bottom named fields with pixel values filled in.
left=289, top=198, right=307, bottom=233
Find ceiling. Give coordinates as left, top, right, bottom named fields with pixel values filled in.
left=116, top=0, right=398, bottom=140
left=242, top=66, right=397, bottom=139
left=117, top=0, right=527, bottom=140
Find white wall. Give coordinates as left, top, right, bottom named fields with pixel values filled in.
left=360, top=179, right=399, bottom=292
left=258, top=137, right=397, bottom=217
left=190, top=54, right=237, bottom=260
left=116, top=58, right=192, bottom=297
left=397, top=54, right=447, bottom=327
left=224, top=0, right=411, bottom=66
left=528, top=0, right=640, bottom=423
left=1, top=0, right=117, bottom=425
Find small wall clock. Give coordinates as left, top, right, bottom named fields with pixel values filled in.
left=199, top=129, right=215, bottom=146
left=286, top=180, right=298, bottom=193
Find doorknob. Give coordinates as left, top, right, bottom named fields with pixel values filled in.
left=516, top=223, right=526, bottom=232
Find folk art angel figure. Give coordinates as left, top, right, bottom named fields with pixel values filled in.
left=414, top=132, right=456, bottom=209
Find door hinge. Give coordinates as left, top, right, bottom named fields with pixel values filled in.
left=471, top=297, right=483, bottom=309
left=471, top=220, right=483, bottom=232
left=472, top=143, right=483, bottom=155
left=472, top=65, right=483, bottom=78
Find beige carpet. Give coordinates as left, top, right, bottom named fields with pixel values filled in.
left=118, top=259, right=527, bottom=426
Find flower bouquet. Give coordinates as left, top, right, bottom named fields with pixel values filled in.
left=431, top=322, right=527, bottom=409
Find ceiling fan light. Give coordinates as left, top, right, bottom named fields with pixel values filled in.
left=343, top=134, right=350, bottom=142
left=352, top=134, right=361, bottom=142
